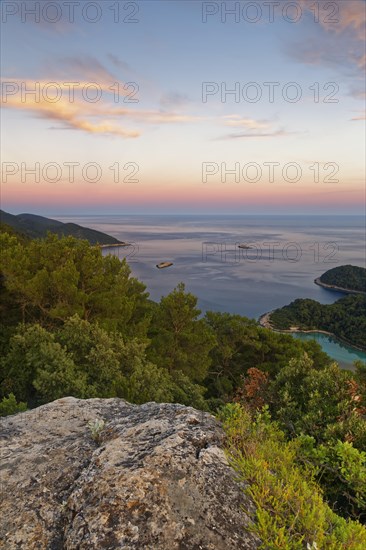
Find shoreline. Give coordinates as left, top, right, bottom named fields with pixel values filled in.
left=314, top=278, right=366, bottom=296
left=258, top=311, right=366, bottom=353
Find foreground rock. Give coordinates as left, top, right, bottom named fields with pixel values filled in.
left=0, top=397, right=259, bottom=549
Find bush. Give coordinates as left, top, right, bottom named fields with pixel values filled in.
left=219, top=404, right=366, bottom=549
left=0, top=393, right=27, bottom=416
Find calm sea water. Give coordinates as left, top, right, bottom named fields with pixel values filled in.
left=57, top=215, right=366, bottom=368
left=292, top=333, right=366, bottom=371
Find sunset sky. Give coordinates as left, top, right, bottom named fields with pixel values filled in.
left=1, top=0, right=365, bottom=214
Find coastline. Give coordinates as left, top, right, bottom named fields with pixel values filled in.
left=314, top=278, right=366, bottom=296
left=258, top=311, right=366, bottom=353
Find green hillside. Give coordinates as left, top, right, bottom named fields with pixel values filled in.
left=0, top=229, right=365, bottom=534
left=318, top=265, right=366, bottom=293
left=270, top=295, right=366, bottom=350
left=0, top=210, right=122, bottom=245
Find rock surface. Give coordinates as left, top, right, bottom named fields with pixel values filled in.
left=0, top=397, right=260, bottom=549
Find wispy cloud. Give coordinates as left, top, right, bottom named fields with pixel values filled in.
left=348, top=85, right=366, bottom=100
left=2, top=91, right=139, bottom=137
left=1, top=54, right=207, bottom=138
left=40, top=55, right=134, bottom=91
left=351, top=110, right=366, bottom=121
left=160, top=91, right=192, bottom=108
left=216, top=115, right=293, bottom=139
left=307, top=0, right=366, bottom=40
left=355, top=54, right=366, bottom=70
left=2, top=77, right=133, bottom=99
left=10, top=0, right=78, bottom=34
left=285, top=1, right=366, bottom=72
left=218, top=129, right=294, bottom=140
left=1, top=77, right=203, bottom=137
left=107, top=54, right=134, bottom=75
left=221, top=115, right=270, bottom=130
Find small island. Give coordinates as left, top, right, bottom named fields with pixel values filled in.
left=314, top=264, right=366, bottom=295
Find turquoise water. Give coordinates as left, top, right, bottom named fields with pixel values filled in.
left=292, top=332, right=366, bottom=370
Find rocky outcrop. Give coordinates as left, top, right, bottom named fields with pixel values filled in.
left=0, top=397, right=260, bottom=549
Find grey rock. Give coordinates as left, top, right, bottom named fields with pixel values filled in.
left=0, top=397, right=260, bottom=549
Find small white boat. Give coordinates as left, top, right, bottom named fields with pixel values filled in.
left=156, top=262, right=173, bottom=269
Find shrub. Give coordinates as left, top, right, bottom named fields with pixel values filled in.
left=219, top=404, right=366, bottom=549
left=87, top=418, right=105, bottom=444
left=0, top=393, right=27, bottom=416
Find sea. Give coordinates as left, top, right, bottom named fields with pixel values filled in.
left=57, top=215, right=366, bottom=369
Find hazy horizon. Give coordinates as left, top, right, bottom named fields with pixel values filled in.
left=4, top=209, right=366, bottom=218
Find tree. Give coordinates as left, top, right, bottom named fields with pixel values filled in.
left=170, top=370, right=208, bottom=410
left=148, top=283, right=216, bottom=382
left=125, top=361, right=174, bottom=405
left=204, top=312, right=260, bottom=398
left=57, top=315, right=143, bottom=398
left=234, top=367, right=270, bottom=411
left=203, top=311, right=330, bottom=403
left=268, top=354, right=353, bottom=440
left=0, top=233, right=150, bottom=337
left=0, top=324, right=82, bottom=405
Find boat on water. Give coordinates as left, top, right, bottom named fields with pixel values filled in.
left=156, top=262, right=173, bottom=269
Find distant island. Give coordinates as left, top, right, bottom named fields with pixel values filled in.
left=0, top=210, right=123, bottom=246
left=314, top=265, right=366, bottom=294
left=261, top=265, right=366, bottom=351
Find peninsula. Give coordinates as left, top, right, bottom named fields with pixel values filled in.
left=0, top=210, right=123, bottom=246
left=260, top=266, right=366, bottom=351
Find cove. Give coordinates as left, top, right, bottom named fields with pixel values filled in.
left=291, top=332, right=366, bottom=371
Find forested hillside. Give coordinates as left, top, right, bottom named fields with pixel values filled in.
left=318, top=265, right=366, bottom=293
left=0, top=227, right=365, bottom=541
left=0, top=210, right=122, bottom=245
left=270, top=295, right=366, bottom=349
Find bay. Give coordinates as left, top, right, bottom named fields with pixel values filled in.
left=57, top=214, right=366, bottom=368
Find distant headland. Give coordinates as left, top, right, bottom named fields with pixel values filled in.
left=0, top=210, right=123, bottom=246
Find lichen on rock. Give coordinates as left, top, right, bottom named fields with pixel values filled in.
left=0, top=397, right=259, bottom=549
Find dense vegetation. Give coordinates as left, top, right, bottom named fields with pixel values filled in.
left=233, top=357, right=366, bottom=523
left=221, top=404, right=366, bottom=548
left=318, top=265, right=366, bottom=293
left=0, top=209, right=121, bottom=245
left=270, top=296, right=366, bottom=350
left=0, top=228, right=365, bottom=541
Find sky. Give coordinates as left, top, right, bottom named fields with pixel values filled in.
left=1, top=0, right=365, bottom=215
